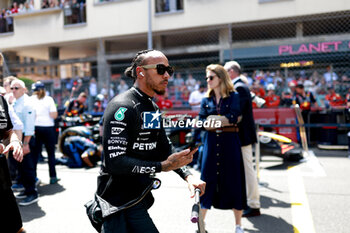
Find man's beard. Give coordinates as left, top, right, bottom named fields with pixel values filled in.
left=146, top=76, right=166, bottom=95
left=154, top=88, right=166, bottom=95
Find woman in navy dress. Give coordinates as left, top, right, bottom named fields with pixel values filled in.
left=199, top=64, right=247, bottom=233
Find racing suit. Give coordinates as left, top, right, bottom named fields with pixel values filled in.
left=97, top=87, right=191, bottom=221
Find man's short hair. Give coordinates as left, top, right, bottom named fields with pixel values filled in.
left=296, top=84, right=304, bottom=89
left=10, top=79, right=25, bottom=88
left=224, top=61, right=241, bottom=74
left=79, top=92, right=87, bottom=98
left=4, top=76, right=17, bottom=84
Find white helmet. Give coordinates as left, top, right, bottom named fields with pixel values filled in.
left=96, top=94, right=104, bottom=101
left=267, top=83, right=275, bottom=91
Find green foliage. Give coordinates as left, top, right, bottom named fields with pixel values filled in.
left=18, top=77, right=34, bottom=91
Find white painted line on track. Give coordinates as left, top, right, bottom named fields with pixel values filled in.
left=288, top=165, right=316, bottom=233
left=300, top=150, right=327, bottom=177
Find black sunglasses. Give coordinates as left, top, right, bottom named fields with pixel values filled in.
left=206, top=75, right=216, bottom=81
left=141, top=64, right=174, bottom=76
left=11, top=87, right=20, bottom=90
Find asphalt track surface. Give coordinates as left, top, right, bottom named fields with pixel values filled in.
left=17, top=148, right=350, bottom=233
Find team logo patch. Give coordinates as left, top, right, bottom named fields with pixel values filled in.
left=111, top=127, right=124, bottom=135
left=114, top=107, right=127, bottom=121
left=143, top=110, right=161, bottom=129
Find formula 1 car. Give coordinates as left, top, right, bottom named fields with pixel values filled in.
left=173, top=130, right=303, bottom=162
left=256, top=131, right=303, bottom=161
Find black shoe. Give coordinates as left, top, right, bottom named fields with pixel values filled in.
left=50, top=177, right=61, bottom=184
left=19, top=194, right=39, bottom=206
left=242, top=207, right=261, bottom=217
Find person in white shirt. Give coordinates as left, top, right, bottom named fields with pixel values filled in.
left=185, top=74, right=197, bottom=92
left=88, top=78, right=98, bottom=112
left=323, top=65, right=338, bottom=84
left=188, top=84, right=206, bottom=111
left=117, top=79, right=129, bottom=94
left=30, top=82, right=59, bottom=185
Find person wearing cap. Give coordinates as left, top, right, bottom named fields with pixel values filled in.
left=293, top=84, right=317, bottom=126
left=93, top=94, right=105, bottom=113
left=188, top=83, right=206, bottom=111
left=10, top=79, right=38, bottom=206
left=288, top=80, right=297, bottom=95
left=224, top=61, right=261, bottom=218
left=30, top=82, right=59, bottom=184
left=325, top=86, right=344, bottom=107
left=64, top=92, right=87, bottom=116
left=264, top=84, right=280, bottom=108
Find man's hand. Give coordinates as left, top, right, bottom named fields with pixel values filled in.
left=3, top=141, right=23, bottom=162
left=0, top=143, right=5, bottom=154
left=206, top=115, right=232, bottom=128
left=186, top=175, right=206, bottom=198
left=161, top=148, right=197, bottom=172
left=23, top=144, right=30, bottom=156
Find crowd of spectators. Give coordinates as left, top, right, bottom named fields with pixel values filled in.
left=245, top=66, right=350, bottom=109
left=47, top=76, right=129, bottom=113
left=0, top=0, right=86, bottom=33
left=21, top=65, right=350, bottom=114
left=0, top=1, right=33, bottom=33
left=41, top=0, right=60, bottom=8
left=161, top=66, right=350, bottom=110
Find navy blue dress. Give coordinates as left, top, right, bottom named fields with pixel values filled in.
left=199, top=92, right=247, bottom=210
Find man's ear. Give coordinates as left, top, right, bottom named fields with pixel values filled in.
left=136, top=66, right=144, bottom=78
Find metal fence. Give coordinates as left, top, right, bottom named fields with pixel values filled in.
left=1, top=9, right=350, bottom=111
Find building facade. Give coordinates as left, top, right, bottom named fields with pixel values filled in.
left=0, top=0, right=349, bottom=107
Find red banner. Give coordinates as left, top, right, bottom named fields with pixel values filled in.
left=253, top=108, right=298, bottom=142
left=164, top=108, right=299, bottom=142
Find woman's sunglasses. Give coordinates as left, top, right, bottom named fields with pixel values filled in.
left=141, top=64, right=174, bottom=76
left=10, top=87, right=20, bottom=90
left=206, top=75, right=216, bottom=81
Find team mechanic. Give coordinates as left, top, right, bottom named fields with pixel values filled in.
left=97, top=50, right=206, bottom=233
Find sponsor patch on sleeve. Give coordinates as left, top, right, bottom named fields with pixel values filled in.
left=111, top=127, right=125, bottom=135
left=114, top=107, right=127, bottom=121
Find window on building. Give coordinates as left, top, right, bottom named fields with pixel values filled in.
left=155, top=0, right=183, bottom=14
left=63, top=0, right=87, bottom=25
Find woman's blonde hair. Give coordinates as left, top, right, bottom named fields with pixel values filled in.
left=205, top=64, right=235, bottom=98
left=35, top=89, right=46, bottom=99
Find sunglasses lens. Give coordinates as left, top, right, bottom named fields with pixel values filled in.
left=167, top=66, right=174, bottom=76
left=156, top=64, right=174, bottom=76
left=156, top=65, right=166, bottom=75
